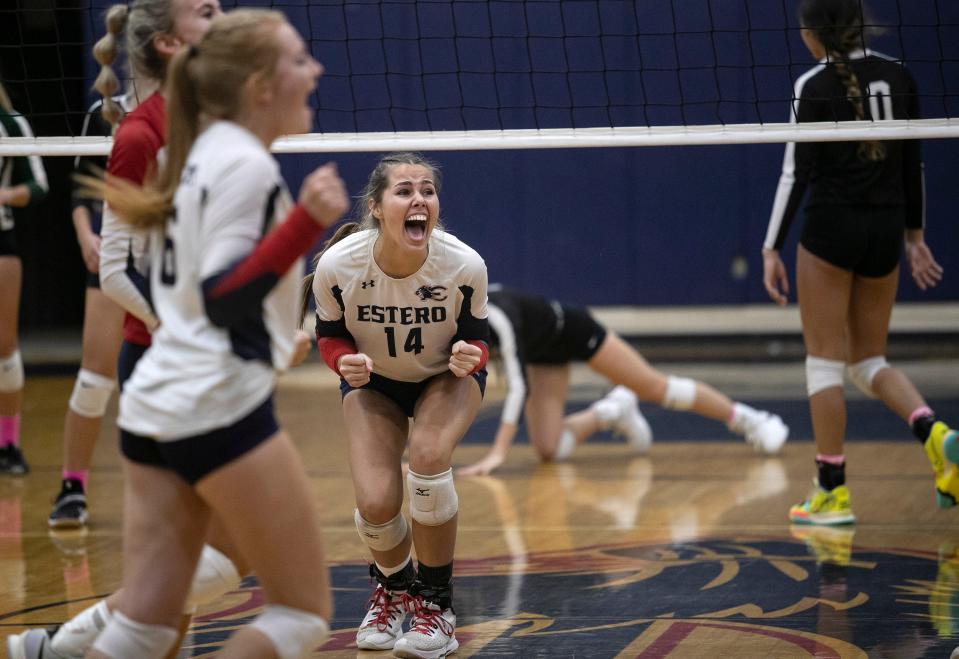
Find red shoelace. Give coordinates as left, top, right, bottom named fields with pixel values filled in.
left=365, top=587, right=410, bottom=632
left=407, top=597, right=454, bottom=636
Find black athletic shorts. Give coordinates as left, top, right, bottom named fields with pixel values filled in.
left=800, top=204, right=905, bottom=278
left=120, top=396, right=278, bottom=485
left=0, top=225, right=17, bottom=257
left=340, top=369, right=487, bottom=418
left=526, top=302, right=608, bottom=365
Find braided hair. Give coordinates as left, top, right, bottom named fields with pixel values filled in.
left=93, top=1, right=176, bottom=126
left=800, top=0, right=885, bottom=162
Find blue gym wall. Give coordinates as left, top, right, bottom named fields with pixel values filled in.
left=86, top=0, right=959, bottom=306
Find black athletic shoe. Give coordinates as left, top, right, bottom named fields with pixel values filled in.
left=48, top=480, right=88, bottom=529
left=0, top=445, right=29, bottom=475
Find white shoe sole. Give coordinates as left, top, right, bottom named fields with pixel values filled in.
left=48, top=515, right=87, bottom=529
left=357, top=635, right=399, bottom=650
left=6, top=636, right=24, bottom=659
left=393, top=635, right=459, bottom=658
left=621, top=409, right=653, bottom=453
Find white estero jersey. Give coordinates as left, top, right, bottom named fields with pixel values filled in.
left=119, top=121, right=301, bottom=440
left=313, top=228, right=488, bottom=383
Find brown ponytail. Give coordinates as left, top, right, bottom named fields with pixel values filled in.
left=92, top=4, right=129, bottom=125
left=299, top=222, right=365, bottom=327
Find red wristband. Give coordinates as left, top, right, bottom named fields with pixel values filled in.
left=466, top=339, right=489, bottom=374
left=318, top=336, right=357, bottom=376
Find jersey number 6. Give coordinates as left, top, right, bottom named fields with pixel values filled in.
left=160, top=207, right=178, bottom=286
left=160, top=236, right=177, bottom=286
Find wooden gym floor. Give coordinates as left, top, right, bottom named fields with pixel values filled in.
left=2, top=358, right=958, bottom=658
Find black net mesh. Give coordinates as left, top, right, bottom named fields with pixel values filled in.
left=1, top=0, right=957, bottom=140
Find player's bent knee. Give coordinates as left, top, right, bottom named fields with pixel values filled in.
left=806, top=356, right=845, bottom=397
left=355, top=509, right=408, bottom=552
left=407, top=468, right=458, bottom=526
left=91, top=610, right=178, bottom=659
left=0, top=350, right=24, bottom=393
left=250, top=604, right=330, bottom=659
left=846, top=356, right=889, bottom=398
left=185, top=544, right=243, bottom=609
left=68, top=368, right=116, bottom=418
left=662, top=375, right=696, bottom=410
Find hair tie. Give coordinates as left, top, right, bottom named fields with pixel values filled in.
left=188, top=45, right=199, bottom=58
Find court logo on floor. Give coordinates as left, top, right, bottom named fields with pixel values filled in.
left=182, top=537, right=958, bottom=657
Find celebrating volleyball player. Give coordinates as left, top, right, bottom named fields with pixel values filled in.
left=457, top=285, right=789, bottom=477
left=762, top=0, right=958, bottom=525
left=47, top=50, right=157, bottom=527
left=78, top=9, right=346, bottom=658
left=0, top=81, right=48, bottom=476
left=305, top=152, right=489, bottom=657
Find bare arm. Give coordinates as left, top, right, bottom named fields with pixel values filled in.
left=72, top=205, right=101, bottom=274
left=458, top=303, right=526, bottom=477
left=0, top=184, right=33, bottom=208
left=458, top=421, right=518, bottom=477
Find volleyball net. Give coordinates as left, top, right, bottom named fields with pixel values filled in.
left=0, top=0, right=957, bottom=156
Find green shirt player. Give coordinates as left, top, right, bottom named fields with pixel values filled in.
left=0, top=82, right=48, bottom=475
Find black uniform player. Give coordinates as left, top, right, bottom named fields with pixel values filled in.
left=458, top=285, right=789, bottom=477
left=761, top=0, right=958, bottom=527
left=48, top=91, right=145, bottom=529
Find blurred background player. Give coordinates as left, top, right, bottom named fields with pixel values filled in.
left=458, top=285, right=789, bottom=477
left=47, top=38, right=157, bottom=527
left=0, top=80, right=48, bottom=475
left=761, top=0, right=959, bottom=525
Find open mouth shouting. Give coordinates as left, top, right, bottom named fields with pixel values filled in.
left=404, top=213, right=429, bottom=243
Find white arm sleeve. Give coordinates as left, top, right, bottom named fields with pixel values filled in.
left=198, top=155, right=278, bottom=279
left=98, top=205, right=159, bottom=330
left=487, top=304, right=526, bottom=425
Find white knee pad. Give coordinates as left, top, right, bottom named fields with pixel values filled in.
left=355, top=509, right=408, bottom=552
left=91, top=610, right=177, bottom=659
left=806, top=356, right=845, bottom=396
left=407, top=468, right=458, bottom=526
left=662, top=375, right=696, bottom=410
left=250, top=604, right=330, bottom=659
left=846, top=356, right=889, bottom=399
left=0, top=350, right=24, bottom=393
left=185, top=544, right=242, bottom=609
left=68, top=368, right=116, bottom=418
